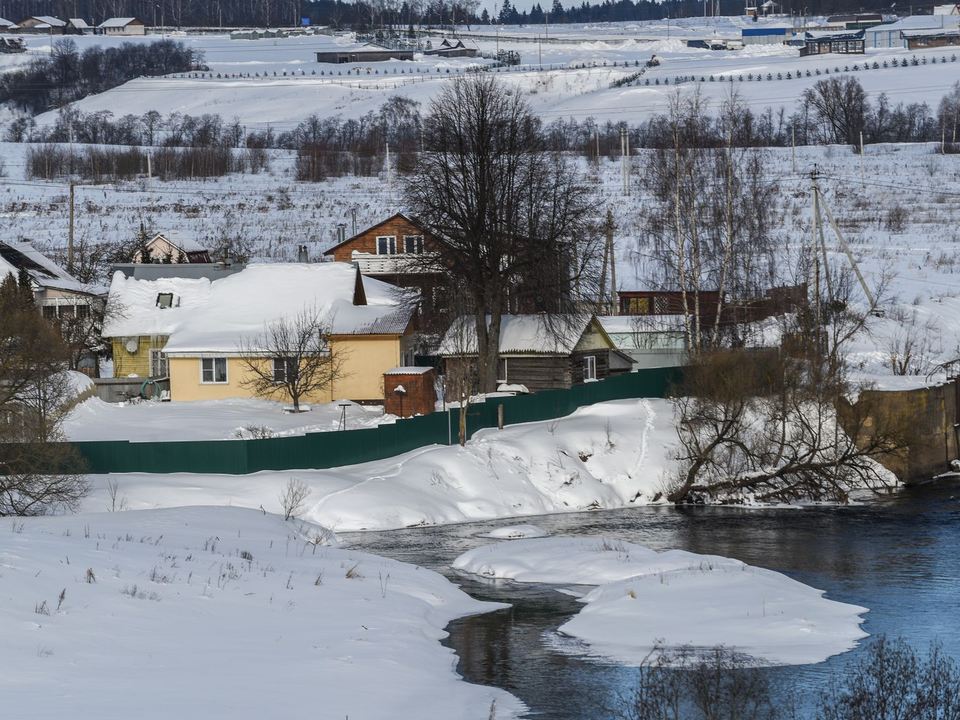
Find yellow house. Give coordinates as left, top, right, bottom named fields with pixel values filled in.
left=103, top=263, right=417, bottom=404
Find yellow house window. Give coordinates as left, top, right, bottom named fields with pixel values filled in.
left=201, top=358, right=227, bottom=384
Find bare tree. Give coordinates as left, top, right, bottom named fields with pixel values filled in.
left=404, top=74, right=601, bottom=392
left=801, top=76, right=869, bottom=148
left=278, top=478, right=310, bottom=521
left=237, top=307, right=347, bottom=413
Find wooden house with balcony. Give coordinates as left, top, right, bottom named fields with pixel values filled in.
left=323, top=213, right=449, bottom=338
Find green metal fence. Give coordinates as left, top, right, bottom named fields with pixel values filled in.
left=66, top=366, right=680, bottom=475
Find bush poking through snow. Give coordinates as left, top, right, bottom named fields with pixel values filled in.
left=278, top=478, right=310, bottom=521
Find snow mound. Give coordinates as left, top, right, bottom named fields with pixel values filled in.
left=0, top=507, right=522, bottom=719
left=476, top=524, right=550, bottom=540
left=453, top=537, right=867, bottom=665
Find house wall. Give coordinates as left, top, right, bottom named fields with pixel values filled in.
left=103, top=22, right=145, bottom=35
left=167, top=334, right=407, bottom=403
left=327, top=216, right=437, bottom=262
left=111, top=335, right=168, bottom=377
left=573, top=320, right=614, bottom=352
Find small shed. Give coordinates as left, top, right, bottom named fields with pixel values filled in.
left=383, top=366, right=436, bottom=417
left=67, top=18, right=90, bottom=33
left=800, top=29, right=865, bottom=56
left=902, top=27, right=960, bottom=48
left=98, top=18, right=146, bottom=35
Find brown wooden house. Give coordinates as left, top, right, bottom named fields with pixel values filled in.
left=617, top=285, right=805, bottom=325
left=439, top=314, right=633, bottom=393
left=323, top=213, right=449, bottom=339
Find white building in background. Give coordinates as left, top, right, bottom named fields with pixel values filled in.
left=934, top=4, right=960, bottom=14
left=97, top=17, right=146, bottom=35
left=865, top=14, right=960, bottom=47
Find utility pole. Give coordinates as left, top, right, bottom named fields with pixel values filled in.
left=147, top=151, right=153, bottom=207
left=607, top=208, right=617, bottom=315
left=859, top=131, right=865, bottom=188
left=68, top=182, right=75, bottom=274
left=386, top=142, right=393, bottom=205
left=791, top=126, right=796, bottom=173
left=620, top=124, right=631, bottom=196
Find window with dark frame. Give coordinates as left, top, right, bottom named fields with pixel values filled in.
left=272, top=358, right=296, bottom=384
left=403, top=235, right=424, bottom=254
left=376, top=236, right=397, bottom=255
left=157, top=292, right=174, bottom=309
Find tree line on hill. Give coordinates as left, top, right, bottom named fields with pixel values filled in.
left=0, top=0, right=907, bottom=32
left=0, top=40, right=205, bottom=118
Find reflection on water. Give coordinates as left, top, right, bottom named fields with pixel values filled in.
left=343, top=478, right=960, bottom=719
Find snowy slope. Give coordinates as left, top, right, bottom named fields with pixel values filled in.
left=0, top=506, right=523, bottom=719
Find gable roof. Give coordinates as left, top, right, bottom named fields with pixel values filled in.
left=149, top=230, right=209, bottom=254
left=0, top=240, right=99, bottom=295
left=98, top=17, right=140, bottom=27
left=105, top=262, right=416, bottom=352
left=68, top=18, right=90, bottom=27
left=323, top=212, right=426, bottom=256
left=439, top=314, right=612, bottom=356
left=23, top=15, right=66, bottom=26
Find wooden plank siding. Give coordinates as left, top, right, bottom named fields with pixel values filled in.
left=324, top=214, right=440, bottom=262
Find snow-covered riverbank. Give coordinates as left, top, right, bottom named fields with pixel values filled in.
left=0, top=507, right=523, bottom=719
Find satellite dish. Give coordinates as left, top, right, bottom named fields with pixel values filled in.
left=125, top=339, right=139, bottom=354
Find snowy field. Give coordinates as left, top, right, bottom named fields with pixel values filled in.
left=454, top=536, right=868, bottom=665
left=0, top=506, right=522, bottom=719
left=63, top=396, right=389, bottom=441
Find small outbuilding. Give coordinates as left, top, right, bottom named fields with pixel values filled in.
left=902, top=27, right=960, bottom=48
left=97, top=17, right=146, bottom=35
left=315, top=43, right=414, bottom=63
left=383, top=366, right=436, bottom=417
left=439, top=314, right=632, bottom=393
left=423, top=39, right=478, bottom=58
left=800, top=29, right=865, bottom=56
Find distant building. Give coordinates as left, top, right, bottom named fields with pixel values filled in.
left=97, top=17, right=146, bottom=35
left=826, top=13, right=883, bottom=30
left=134, top=231, right=213, bottom=264
left=902, top=27, right=960, bottom=48
left=865, top=15, right=960, bottom=48
left=16, top=16, right=67, bottom=34
left=315, top=43, right=414, bottom=63
left=800, top=29, right=866, bottom=56
left=0, top=17, right=16, bottom=32
left=67, top=18, right=90, bottom=33
left=934, top=4, right=960, bottom=14
left=741, top=26, right=791, bottom=45
left=423, top=39, right=478, bottom=58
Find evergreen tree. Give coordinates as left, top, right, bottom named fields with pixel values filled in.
left=498, top=0, right=513, bottom=23
left=134, top=222, right=154, bottom=264
left=551, top=0, right=564, bottom=19
left=480, top=8, right=490, bottom=23
left=17, top=266, right=34, bottom=306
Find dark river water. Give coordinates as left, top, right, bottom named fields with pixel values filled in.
left=343, top=478, right=960, bottom=719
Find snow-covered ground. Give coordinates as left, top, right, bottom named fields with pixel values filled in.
left=77, top=398, right=675, bottom=530
left=453, top=536, right=868, bottom=665
left=63, top=396, right=389, bottom=441
left=0, top=506, right=523, bottom=719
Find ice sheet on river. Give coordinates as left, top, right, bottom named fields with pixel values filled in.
left=453, top=537, right=868, bottom=665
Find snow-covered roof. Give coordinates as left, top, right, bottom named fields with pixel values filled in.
left=151, top=230, right=208, bottom=254
left=866, top=15, right=960, bottom=32
left=0, top=241, right=97, bottom=295
left=384, top=366, right=434, bottom=375
left=105, top=263, right=416, bottom=352
left=98, top=17, right=139, bottom=28
left=0, top=17, right=15, bottom=27
left=69, top=18, right=90, bottom=28
left=439, top=314, right=602, bottom=356
left=25, top=15, right=66, bottom=26
left=598, top=315, right=687, bottom=335
left=804, top=29, right=864, bottom=39
left=902, top=27, right=960, bottom=37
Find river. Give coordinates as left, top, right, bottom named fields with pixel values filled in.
left=343, top=477, right=960, bottom=719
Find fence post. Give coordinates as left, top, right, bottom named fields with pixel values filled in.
left=498, top=403, right=504, bottom=430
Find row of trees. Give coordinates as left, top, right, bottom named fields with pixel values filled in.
left=0, top=273, right=90, bottom=517
left=12, top=78, right=960, bottom=159
left=0, top=40, right=204, bottom=117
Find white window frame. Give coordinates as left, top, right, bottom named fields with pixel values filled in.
left=403, top=234, right=424, bottom=254
left=583, top=355, right=597, bottom=382
left=376, top=235, right=397, bottom=255
left=149, top=349, right=169, bottom=378
left=200, top=357, right=228, bottom=384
